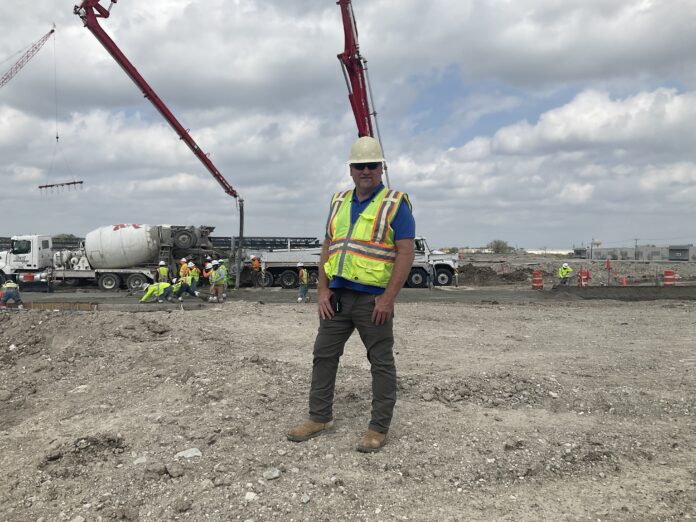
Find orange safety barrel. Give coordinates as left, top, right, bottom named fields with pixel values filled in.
left=663, top=269, right=675, bottom=287
left=531, top=271, right=543, bottom=290
left=577, top=269, right=590, bottom=287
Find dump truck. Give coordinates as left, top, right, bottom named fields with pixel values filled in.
left=0, top=224, right=218, bottom=290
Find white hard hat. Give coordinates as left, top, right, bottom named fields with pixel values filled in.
left=348, top=136, right=385, bottom=164
left=212, top=260, right=219, bottom=266
left=250, top=255, right=256, bottom=259
left=205, top=263, right=212, bottom=269
left=217, top=259, right=224, bottom=263
left=188, top=262, right=194, bottom=267
left=562, top=263, right=569, bottom=268
left=180, top=258, right=187, bottom=263
left=297, top=262, right=304, bottom=267
left=172, top=278, right=177, bottom=284
left=158, top=260, right=166, bottom=266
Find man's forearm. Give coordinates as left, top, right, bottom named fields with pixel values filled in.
left=383, top=244, right=415, bottom=300
left=317, top=240, right=331, bottom=291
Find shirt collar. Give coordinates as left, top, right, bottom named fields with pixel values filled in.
left=352, top=182, right=385, bottom=204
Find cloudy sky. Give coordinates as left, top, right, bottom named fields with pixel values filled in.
left=2, top=0, right=696, bottom=249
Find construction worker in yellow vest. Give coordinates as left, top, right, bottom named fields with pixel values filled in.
left=1, top=280, right=24, bottom=309
left=297, top=262, right=309, bottom=303
left=287, top=136, right=415, bottom=453
left=208, top=260, right=225, bottom=302
left=175, top=270, right=200, bottom=301
left=217, top=259, right=229, bottom=298
left=188, top=261, right=200, bottom=292
left=156, top=260, right=169, bottom=282
left=558, top=263, right=573, bottom=285
left=178, top=258, right=189, bottom=279
left=140, top=281, right=173, bottom=303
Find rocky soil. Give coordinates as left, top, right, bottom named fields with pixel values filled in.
left=0, top=296, right=695, bottom=521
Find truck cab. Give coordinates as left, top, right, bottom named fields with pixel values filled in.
left=408, top=236, right=458, bottom=288
left=0, top=235, right=53, bottom=284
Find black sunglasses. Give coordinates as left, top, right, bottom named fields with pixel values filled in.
left=351, top=162, right=381, bottom=171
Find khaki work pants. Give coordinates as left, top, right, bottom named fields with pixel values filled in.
left=309, top=289, right=396, bottom=433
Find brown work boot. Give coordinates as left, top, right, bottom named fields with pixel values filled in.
left=356, top=429, right=387, bottom=453
left=286, top=419, right=335, bottom=442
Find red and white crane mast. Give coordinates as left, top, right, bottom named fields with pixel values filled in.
left=0, top=26, right=55, bottom=89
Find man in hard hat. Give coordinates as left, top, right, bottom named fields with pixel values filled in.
left=250, top=255, right=261, bottom=287
left=156, top=260, right=169, bottom=283
left=217, top=259, right=229, bottom=298
left=287, top=136, right=415, bottom=453
left=140, top=280, right=173, bottom=303
left=209, top=260, right=225, bottom=302
left=1, top=280, right=24, bottom=309
left=297, top=262, right=309, bottom=303
left=178, top=258, right=189, bottom=279
left=187, top=261, right=200, bottom=293
left=558, top=262, right=574, bottom=285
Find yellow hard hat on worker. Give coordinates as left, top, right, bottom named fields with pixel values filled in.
left=348, top=136, right=385, bottom=164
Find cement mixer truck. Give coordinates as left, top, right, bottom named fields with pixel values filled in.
left=0, top=224, right=219, bottom=290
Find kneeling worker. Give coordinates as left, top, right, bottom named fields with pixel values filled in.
left=140, top=281, right=173, bottom=303
left=1, top=280, right=24, bottom=309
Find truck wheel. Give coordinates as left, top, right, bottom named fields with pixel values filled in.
left=173, top=229, right=196, bottom=249
left=258, top=271, right=274, bottom=288
left=407, top=268, right=428, bottom=288
left=279, top=270, right=298, bottom=289
left=309, top=270, right=319, bottom=287
left=98, top=273, right=122, bottom=291
left=126, top=273, right=148, bottom=291
left=435, top=268, right=454, bottom=286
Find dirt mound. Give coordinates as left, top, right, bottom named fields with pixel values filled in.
left=458, top=264, right=533, bottom=285
left=0, top=300, right=694, bottom=521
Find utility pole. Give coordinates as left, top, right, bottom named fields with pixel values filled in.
left=634, top=238, right=639, bottom=261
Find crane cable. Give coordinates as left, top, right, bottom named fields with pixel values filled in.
left=45, top=27, right=78, bottom=189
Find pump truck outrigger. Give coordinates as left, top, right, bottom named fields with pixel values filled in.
left=73, top=0, right=245, bottom=287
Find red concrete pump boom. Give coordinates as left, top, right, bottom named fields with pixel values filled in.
left=337, top=0, right=373, bottom=138
left=74, top=0, right=245, bottom=286
left=337, top=0, right=390, bottom=187
left=74, top=0, right=239, bottom=200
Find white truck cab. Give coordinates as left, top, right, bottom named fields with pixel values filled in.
left=409, top=236, right=459, bottom=287
left=0, top=235, right=53, bottom=284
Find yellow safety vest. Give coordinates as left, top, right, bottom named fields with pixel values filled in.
left=299, top=268, right=309, bottom=285
left=559, top=266, right=573, bottom=278
left=157, top=266, right=169, bottom=279
left=324, top=187, right=409, bottom=288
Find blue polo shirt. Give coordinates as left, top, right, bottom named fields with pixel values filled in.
left=328, top=183, right=416, bottom=295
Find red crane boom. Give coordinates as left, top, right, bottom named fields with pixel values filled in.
left=74, top=0, right=245, bottom=287
left=0, top=27, right=55, bottom=89
left=337, top=0, right=389, bottom=187
left=337, top=0, right=373, bottom=138
left=73, top=1, right=240, bottom=200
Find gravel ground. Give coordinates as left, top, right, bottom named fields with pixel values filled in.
left=0, top=291, right=694, bottom=521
